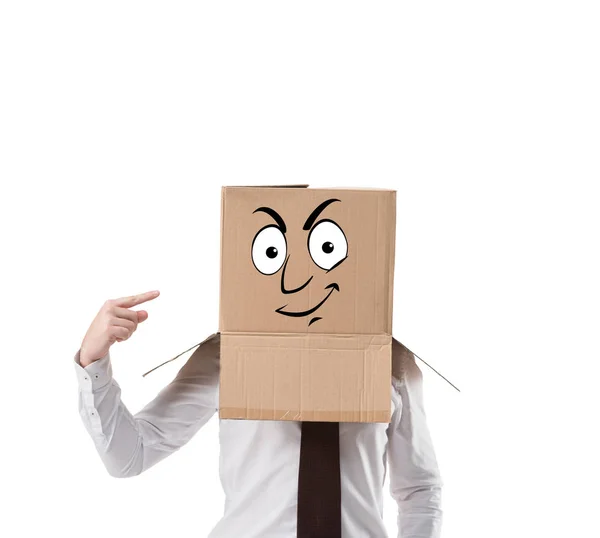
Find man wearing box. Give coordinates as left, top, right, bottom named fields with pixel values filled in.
left=74, top=186, right=443, bottom=538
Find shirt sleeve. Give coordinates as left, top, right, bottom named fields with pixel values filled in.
left=386, top=338, right=443, bottom=538
left=73, top=332, right=220, bottom=478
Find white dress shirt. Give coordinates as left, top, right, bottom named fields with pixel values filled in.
left=73, top=333, right=442, bottom=538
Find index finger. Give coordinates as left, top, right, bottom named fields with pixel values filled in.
left=113, top=290, right=160, bottom=308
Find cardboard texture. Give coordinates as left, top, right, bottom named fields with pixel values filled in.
left=219, top=186, right=396, bottom=422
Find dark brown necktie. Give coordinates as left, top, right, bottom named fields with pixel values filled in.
left=297, top=421, right=342, bottom=538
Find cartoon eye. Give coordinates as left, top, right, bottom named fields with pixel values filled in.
left=252, top=225, right=287, bottom=275
left=308, top=219, right=348, bottom=271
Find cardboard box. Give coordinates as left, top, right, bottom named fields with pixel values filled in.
left=219, top=185, right=396, bottom=422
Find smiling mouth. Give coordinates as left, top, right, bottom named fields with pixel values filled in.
left=275, top=283, right=339, bottom=318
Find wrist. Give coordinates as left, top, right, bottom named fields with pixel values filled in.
left=79, top=350, right=98, bottom=368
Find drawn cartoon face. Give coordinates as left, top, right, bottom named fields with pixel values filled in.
left=250, top=198, right=349, bottom=326
left=220, top=187, right=395, bottom=335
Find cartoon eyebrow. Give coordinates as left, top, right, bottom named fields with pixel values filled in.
left=302, top=198, right=341, bottom=231
left=253, top=207, right=287, bottom=233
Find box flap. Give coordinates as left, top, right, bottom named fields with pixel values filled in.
left=219, top=332, right=392, bottom=422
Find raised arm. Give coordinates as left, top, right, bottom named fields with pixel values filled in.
left=387, top=338, right=443, bottom=538
left=74, top=332, right=219, bottom=477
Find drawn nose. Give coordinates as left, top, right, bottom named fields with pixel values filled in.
left=280, top=255, right=313, bottom=294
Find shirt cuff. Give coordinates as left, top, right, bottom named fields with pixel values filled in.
left=73, top=348, right=113, bottom=391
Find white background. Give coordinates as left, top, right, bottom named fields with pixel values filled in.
left=1, top=2, right=599, bottom=537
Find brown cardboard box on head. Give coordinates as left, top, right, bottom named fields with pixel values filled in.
left=219, top=185, right=396, bottom=423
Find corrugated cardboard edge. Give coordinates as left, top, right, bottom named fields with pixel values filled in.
left=218, top=187, right=226, bottom=330
left=388, top=191, right=397, bottom=332
left=224, top=184, right=310, bottom=189
left=220, top=408, right=391, bottom=422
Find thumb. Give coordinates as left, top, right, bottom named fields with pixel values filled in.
left=136, top=310, right=149, bottom=323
